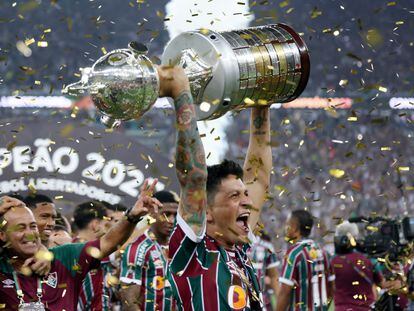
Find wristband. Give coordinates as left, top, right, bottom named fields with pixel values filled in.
left=124, top=206, right=143, bottom=224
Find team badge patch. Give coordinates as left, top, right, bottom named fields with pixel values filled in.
left=227, top=285, right=247, bottom=310
left=45, top=272, right=58, bottom=288
left=2, top=279, right=14, bottom=288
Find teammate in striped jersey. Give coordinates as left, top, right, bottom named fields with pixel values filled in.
left=73, top=201, right=110, bottom=311
left=276, top=210, right=335, bottom=311
left=158, top=66, right=272, bottom=310
left=119, top=190, right=179, bottom=311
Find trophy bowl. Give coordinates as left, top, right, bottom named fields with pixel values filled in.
left=63, top=24, right=309, bottom=127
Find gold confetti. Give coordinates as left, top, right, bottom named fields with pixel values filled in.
left=20, top=266, right=32, bottom=276
left=339, top=79, right=348, bottom=87
left=35, top=250, right=54, bottom=262
left=107, top=275, right=120, bottom=286
left=398, top=167, right=410, bottom=172
left=329, top=169, right=345, bottom=178
left=37, top=41, right=48, bottom=47
left=378, top=86, right=388, bottom=93
left=86, top=246, right=102, bottom=259
left=347, top=116, right=358, bottom=122
left=365, top=29, right=383, bottom=47
left=25, top=38, right=35, bottom=46
left=147, top=215, right=156, bottom=225
left=101, top=47, right=107, bottom=54
left=244, top=97, right=255, bottom=105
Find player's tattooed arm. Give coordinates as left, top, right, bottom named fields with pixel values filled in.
left=243, top=106, right=272, bottom=229
left=174, top=91, right=208, bottom=236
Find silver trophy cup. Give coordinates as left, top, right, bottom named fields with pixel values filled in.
left=63, top=24, right=310, bottom=127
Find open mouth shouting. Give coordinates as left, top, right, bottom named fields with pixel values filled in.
left=235, top=212, right=250, bottom=235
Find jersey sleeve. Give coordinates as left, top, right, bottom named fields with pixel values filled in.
left=50, top=239, right=101, bottom=280
left=279, top=245, right=301, bottom=287
left=119, top=239, right=152, bottom=285
left=323, top=250, right=336, bottom=282
left=265, top=249, right=280, bottom=270
left=169, top=213, right=216, bottom=277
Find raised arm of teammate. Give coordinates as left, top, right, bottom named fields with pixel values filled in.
left=99, top=179, right=162, bottom=259
left=157, top=65, right=208, bottom=238
left=244, top=107, right=272, bottom=229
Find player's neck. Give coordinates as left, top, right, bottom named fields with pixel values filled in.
left=152, top=230, right=168, bottom=245
left=6, top=251, right=31, bottom=271
left=207, top=227, right=236, bottom=250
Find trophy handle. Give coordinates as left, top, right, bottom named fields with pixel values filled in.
left=62, top=80, right=91, bottom=96
left=62, top=67, right=96, bottom=96
left=178, top=49, right=213, bottom=104
left=128, top=41, right=149, bottom=55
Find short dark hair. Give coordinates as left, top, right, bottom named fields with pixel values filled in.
left=73, top=201, right=107, bottom=230
left=54, top=212, right=71, bottom=233
left=291, top=209, right=314, bottom=237
left=24, top=194, right=54, bottom=209
left=206, top=159, right=243, bottom=205
left=153, top=191, right=179, bottom=204
left=106, top=203, right=128, bottom=212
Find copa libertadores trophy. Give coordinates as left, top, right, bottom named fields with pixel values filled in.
left=63, top=24, right=310, bottom=127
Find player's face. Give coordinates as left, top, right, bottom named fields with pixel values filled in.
left=0, top=207, right=40, bottom=258
left=285, top=216, right=299, bottom=242
left=32, top=202, right=57, bottom=244
left=208, top=175, right=252, bottom=246
left=153, top=203, right=178, bottom=238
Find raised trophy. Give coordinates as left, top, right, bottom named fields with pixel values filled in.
left=63, top=24, right=310, bottom=127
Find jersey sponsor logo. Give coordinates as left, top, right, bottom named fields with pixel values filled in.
left=2, top=279, right=15, bottom=288
left=136, top=241, right=150, bottom=265
left=45, top=272, right=58, bottom=288
left=227, top=285, right=247, bottom=310
left=153, top=276, right=165, bottom=290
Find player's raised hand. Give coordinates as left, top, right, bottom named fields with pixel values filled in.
left=126, top=179, right=163, bottom=223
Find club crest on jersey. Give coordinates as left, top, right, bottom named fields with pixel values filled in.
left=227, top=285, right=247, bottom=310
left=2, top=279, right=14, bottom=288
left=44, top=272, right=58, bottom=288
left=150, top=250, right=161, bottom=259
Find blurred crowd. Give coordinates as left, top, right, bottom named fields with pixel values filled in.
left=225, top=108, right=414, bottom=249
left=0, top=0, right=413, bottom=96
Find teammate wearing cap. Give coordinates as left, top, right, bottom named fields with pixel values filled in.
left=119, top=190, right=179, bottom=311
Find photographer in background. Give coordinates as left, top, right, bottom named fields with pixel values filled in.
left=331, top=221, right=384, bottom=310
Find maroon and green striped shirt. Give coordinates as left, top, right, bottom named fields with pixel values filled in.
left=120, top=230, right=175, bottom=311
left=0, top=240, right=101, bottom=311
left=279, top=239, right=335, bottom=311
left=168, top=213, right=263, bottom=311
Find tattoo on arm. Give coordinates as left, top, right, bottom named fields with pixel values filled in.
left=174, top=91, right=208, bottom=233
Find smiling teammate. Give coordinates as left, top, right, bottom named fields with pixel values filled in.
left=24, top=194, right=57, bottom=247
left=0, top=180, right=161, bottom=310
